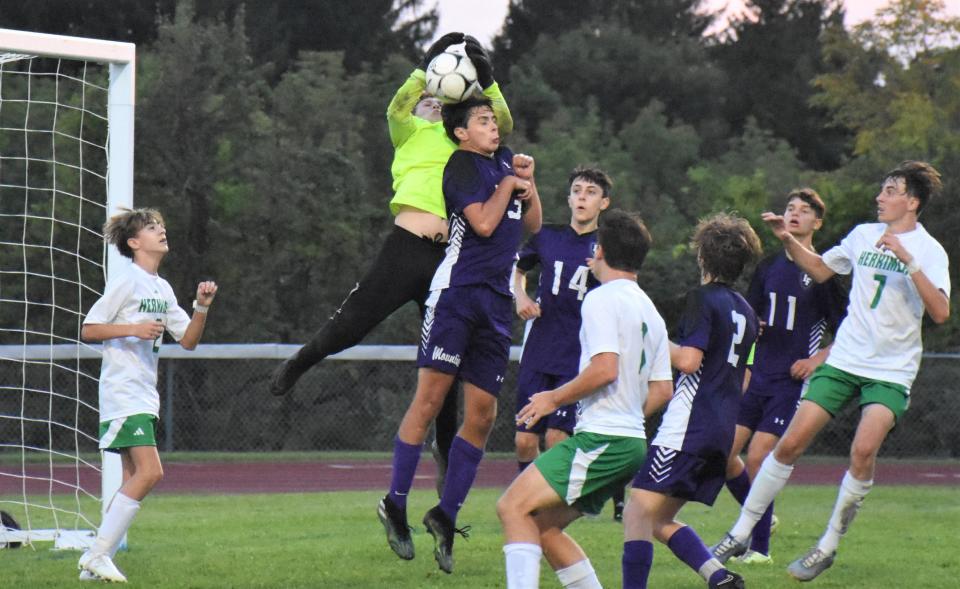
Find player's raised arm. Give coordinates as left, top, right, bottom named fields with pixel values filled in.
left=465, top=35, right=514, bottom=136
left=179, top=281, right=218, bottom=350
left=762, top=211, right=835, bottom=282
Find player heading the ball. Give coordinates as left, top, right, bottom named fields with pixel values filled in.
left=379, top=96, right=541, bottom=575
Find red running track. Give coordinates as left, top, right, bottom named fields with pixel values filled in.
left=1, top=459, right=958, bottom=495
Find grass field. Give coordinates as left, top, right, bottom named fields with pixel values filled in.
left=2, top=484, right=958, bottom=588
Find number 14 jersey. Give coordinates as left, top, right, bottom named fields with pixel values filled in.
left=516, top=224, right=599, bottom=376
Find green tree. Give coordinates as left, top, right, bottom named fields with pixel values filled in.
left=712, top=0, right=852, bottom=170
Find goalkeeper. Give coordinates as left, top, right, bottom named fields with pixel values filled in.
left=268, top=33, right=513, bottom=480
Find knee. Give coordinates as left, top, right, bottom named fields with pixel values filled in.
left=496, top=494, right=517, bottom=524
left=773, top=436, right=803, bottom=465
left=466, top=405, right=497, bottom=434
left=515, top=434, right=538, bottom=456
left=849, top=440, right=878, bottom=470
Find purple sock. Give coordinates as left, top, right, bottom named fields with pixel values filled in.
left=750, top=500, right=774, bottom=555
left=518, top=461, right=532, bottom=473
left=725, top=469, right=751, bottom=505
left=388, top=436, right=422, bottom=509
left=438, top=435, right=483, bottom=523
left=622, top=540, right=654, bottom=589
left=666, top=526, right=712, bottom=574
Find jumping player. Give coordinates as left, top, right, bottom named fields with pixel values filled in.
left=622, top=213, right=761, bottom=589
left=268, top=33, right=513, bottom=487
left=378, top=96, right=542, bottom=574
left=711, top=161, right=949, bottom=582
left=512, top=166, right=611, bottom=474
left=78, top=208, right=217, bottom=582
left=498, top=209, right=672, bottom=589
left=722, top=188, right=846, bottom=564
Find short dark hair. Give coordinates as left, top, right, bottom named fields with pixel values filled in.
left=441, top=96, right=494, bottom=144
left=884, top=160, right=942, bottom=214
left=598, top=209, right=651, bottom=273
left=692, top=212, right=762, bottom=283
left=568, top=165, right=613, bottom=198
left=786, top=187, right=826, bottom=219
left=103, top=207, right=165, bottom=259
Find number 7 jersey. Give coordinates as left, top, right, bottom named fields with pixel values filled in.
left=822, top=222, right=950, bottom=389
left=516, top=224, right=599, bottom=376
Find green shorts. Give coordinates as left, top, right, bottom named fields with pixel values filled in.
left=99, top=414, right=158, bottom=453
left=534, top=431, right=646, bottom=516
left=803, top=364, right=910, bottom=421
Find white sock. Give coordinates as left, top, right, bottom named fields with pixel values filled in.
left=504, top=543, right=542, bottom=589
left=556, top=558, right=602, bottom=589
left=817, top=471, right=872, bottom=555
left=91, top=492, right=140, bottom=556
left=730, top=454, right=793, bottom=542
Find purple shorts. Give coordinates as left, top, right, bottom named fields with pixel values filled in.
left=417, top=284, right=512, bottom=396
left=515, top=369, right=578, bottom=435
left=737, top=388, right=803, bottom=438
left=632, top=445, right=727, bottom=506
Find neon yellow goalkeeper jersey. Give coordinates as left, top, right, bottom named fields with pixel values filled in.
left=387, top=69, right=513, bottom=218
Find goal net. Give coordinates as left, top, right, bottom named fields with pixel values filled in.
left=0, top=29, right=134, bottom=550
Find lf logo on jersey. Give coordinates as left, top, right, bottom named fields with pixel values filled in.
left=431, top=346, right=461, bottom=367
left=802, top=273, right=813, bottom=287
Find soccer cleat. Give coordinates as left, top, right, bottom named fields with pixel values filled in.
left=377, top=496, right=414, bottom=560
left=613, top=500, right=624, bottom=522
left=78, top=551, right=127, bottom=583
left=787, top=546, right=835, bottom=582
left=710, top=533, right=749, bottom=564
left=708, top=570, right=745, bottom=589
left=79, top=569, right=100, bottom=581
left=737, top=549, right=773, bottom=565
left=431, top=440, right=448, bottom=499
left=423, top=505, right=470, bottom=574
left=268, top=358, right=302, bottom=397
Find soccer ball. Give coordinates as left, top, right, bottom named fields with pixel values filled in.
left=425, top=45, right=481, bottom=104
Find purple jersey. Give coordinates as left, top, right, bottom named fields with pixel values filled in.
left=430, top=146, right=523, bottom=297
left=517, top=224, right=599, bottom=375
left=746, top=252, right=846, bottom=398
left=652, top=283, right=758, bottom=457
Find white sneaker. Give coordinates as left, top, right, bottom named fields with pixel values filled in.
left=79, top=551, right=127, bottom=583
left=79, top=569, right=100, bottom=581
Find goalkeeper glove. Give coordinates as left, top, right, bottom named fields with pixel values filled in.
left=419, top=32, right=465, bottom=71
left=464, top=35, right=494, bottom=89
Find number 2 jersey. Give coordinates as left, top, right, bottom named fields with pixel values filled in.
left=821, top=222, right=950, bottom=389
left=653, top=283, right=758, bottom=457
left=746, top=251, right=846, bottom=398
left=516, top=224, right=599, bottom=376
left=83, top=263, right=191, bottom=421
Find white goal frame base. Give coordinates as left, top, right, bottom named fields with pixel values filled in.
left=1, top=527, right=95, bottom=550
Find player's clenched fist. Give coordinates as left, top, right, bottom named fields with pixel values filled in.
left=513, top=153, right=534, bottom=179
left=195, top=281, right=218, bottom=307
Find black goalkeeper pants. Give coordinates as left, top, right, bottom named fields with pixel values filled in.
left=289, top=225, right=459, bottom=458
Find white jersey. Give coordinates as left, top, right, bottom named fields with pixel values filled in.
left=574, top=279, right=672, bottom=438
left=822, top=223, right=950, bottom=389
left=84, top=263, right=191, bottom=421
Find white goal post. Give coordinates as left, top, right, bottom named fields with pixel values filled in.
left=0, top=28, right=134, bottom=550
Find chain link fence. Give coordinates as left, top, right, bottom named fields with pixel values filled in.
left=3, top=345, right=958, bottom=458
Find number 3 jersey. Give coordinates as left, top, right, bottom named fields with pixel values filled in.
left=746, top=251, right=846, bottom=398
left=516, top=224, right=599, bottom=376
left=821, top=222, right=950, bottom=389
left=83, top=263, right=191, bottom=421
left=431, top=146, right=524, bottom=297
left=653, top=283, right=758, bottom=456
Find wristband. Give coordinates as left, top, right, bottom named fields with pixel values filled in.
left=193, top=300, right=209, bottom=314
left=906, top=259, right=921, bottom=275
